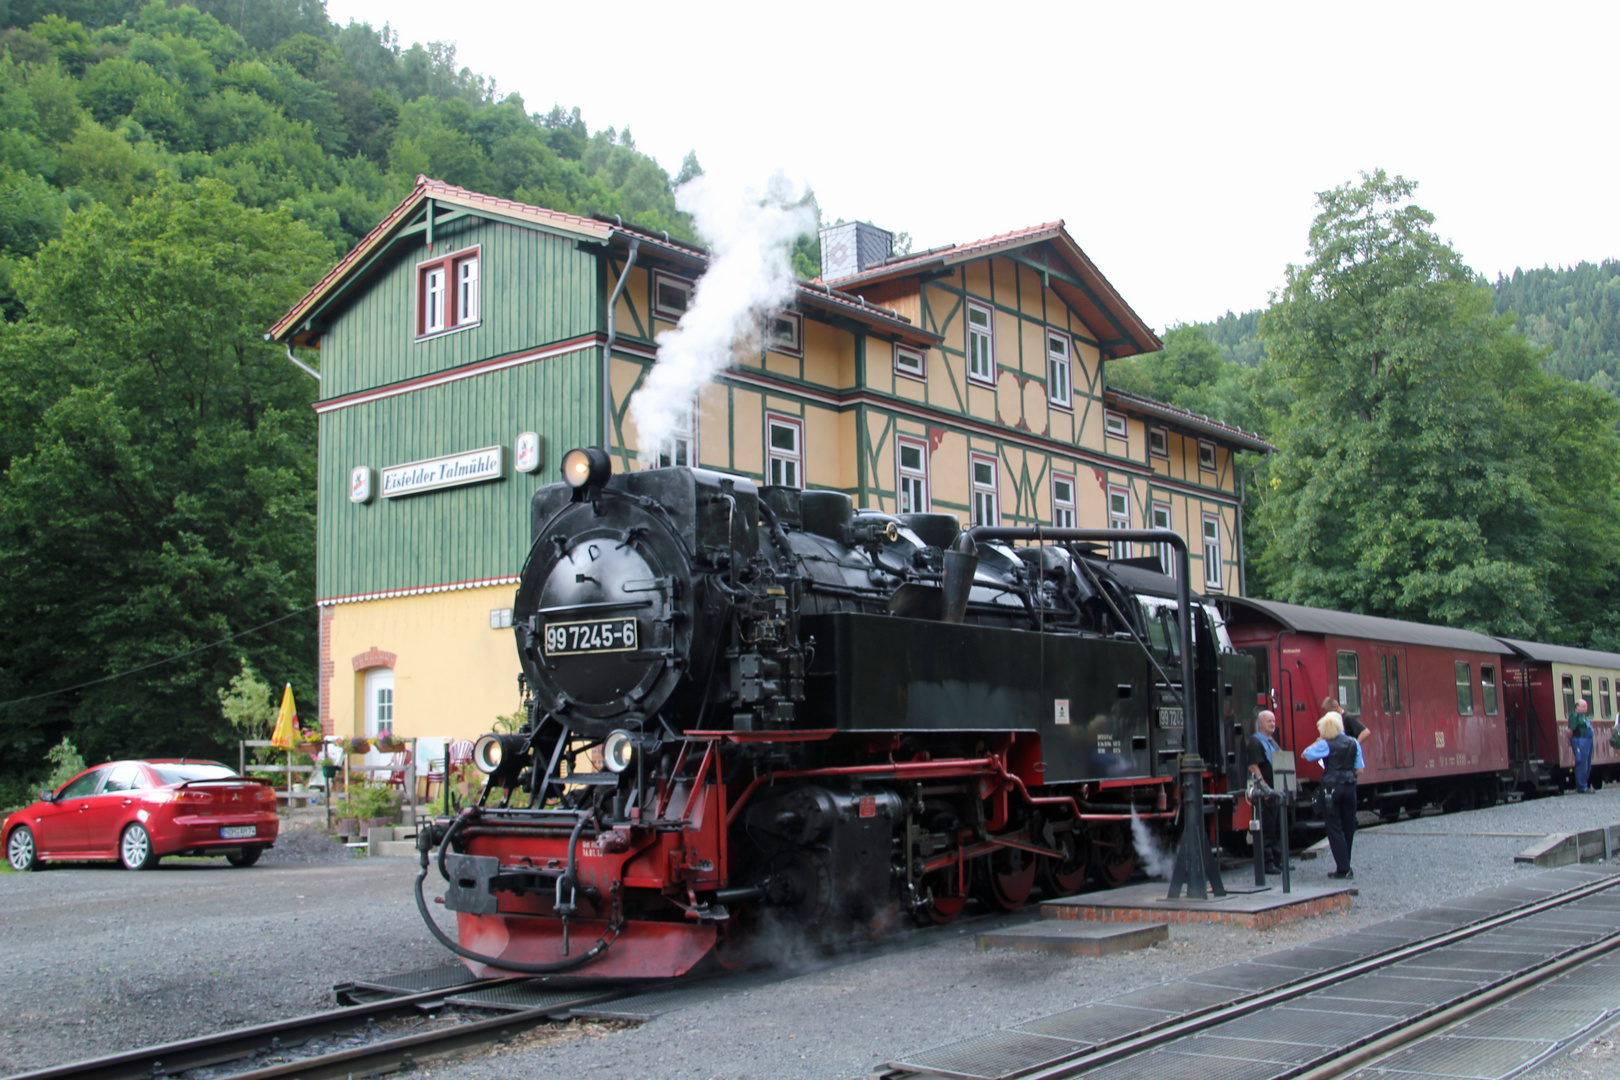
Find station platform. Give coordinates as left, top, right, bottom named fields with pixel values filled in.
left=1041, top=872, right=1355, bottom=930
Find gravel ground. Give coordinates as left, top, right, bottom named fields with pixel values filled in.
left=6, top=794, right=1620, bottom=1079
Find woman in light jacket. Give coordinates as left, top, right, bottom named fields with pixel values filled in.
left=1304, top=712, right=1363, bottom=880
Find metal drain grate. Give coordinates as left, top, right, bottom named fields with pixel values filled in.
left=1255, top=946, right=1369, bottom=970
left=1104, top=981, right=1246, bottom=1015
left=1166, top=1034, right=1327, bottom=1065
left=1186, top=963, right=1304, bottom=992
left=1409, top=949, right=1549, bottom=973
left=1451, top=1007, right=1607, bottom=1040
left=443, top=982, right=617, bottom=1013
left=572, top=983, right=730, bottom=1021
left=348, top=963, right=482, bottom=994
left=1292, top=990, right=1430, bottom=1019
left=1073, top=1048, right=1295, bottom=1080
left=1327, top=973, right=1483, bottom=1007
left=1501, top=980, right=1620, bottom=1010
left=1015, top=1003, right=1172, bottom=1043
left=1370, top=1034, right=1555, bottom=1078
left=1211, top=1005, right=1399, bottom=1045
left=886, top=1030, right=1084, bottom=1080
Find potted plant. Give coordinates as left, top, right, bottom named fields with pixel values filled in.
left=293, top=729, right=324, bottom=756
left=346, top=735, right=372, bottom=755
left=375, top=731, right=406, bottom=753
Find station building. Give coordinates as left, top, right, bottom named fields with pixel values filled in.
left=268, top=176, right=1272, bottom=747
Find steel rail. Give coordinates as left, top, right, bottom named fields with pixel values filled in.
left=3, top=978, right=526, bottom=1080
left=894, top=871, right=1620, bottom=1080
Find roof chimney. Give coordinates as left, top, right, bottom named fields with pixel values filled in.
left=819, top=221, right=893, bottom=281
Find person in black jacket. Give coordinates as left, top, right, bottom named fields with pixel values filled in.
left=1304, top=712, right=1364, bottom=880
left=1245, top=709, right=1284, bottom=873
left=1321, top=697, right=1373, bottom=748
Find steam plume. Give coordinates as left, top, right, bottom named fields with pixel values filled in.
left=629, top=171, right=815, bottom=460
left=1129, top=807, right=1175, bottom=880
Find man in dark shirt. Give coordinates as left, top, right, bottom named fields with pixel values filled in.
left=1245, top=709, right=1284, bottom=873
left=1323, top=697, right=1373, bottom=747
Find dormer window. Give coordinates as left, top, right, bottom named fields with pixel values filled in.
left=417, top=247, right=480, bottom=338
left=767, top=310, right=802, bottom=355
left=654, top=272, right=691, bottom=320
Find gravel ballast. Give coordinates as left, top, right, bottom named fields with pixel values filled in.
left=6, top=795, right=1620, bottom=1078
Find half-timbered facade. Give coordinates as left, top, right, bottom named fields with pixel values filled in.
left=269, top=178, right=1270, bottom=744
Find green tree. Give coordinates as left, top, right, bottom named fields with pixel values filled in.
left=0, top=176, right=330, bottom=776
left=1251, top=170, right=1620, bottom=640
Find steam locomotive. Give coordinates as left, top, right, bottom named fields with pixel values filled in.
left=414, top=448, right=1256, bottom=978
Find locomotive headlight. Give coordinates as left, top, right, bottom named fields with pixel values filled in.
left=472, top=733, right=529, bottom=785
left=561, top=446, right=612, bottom=490
left=472, top=734, right=505, bottom=774
left=603, top=729, right=636, bottom=774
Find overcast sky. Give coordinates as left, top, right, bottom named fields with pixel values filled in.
left=325, top=0, right=1616, bottom=331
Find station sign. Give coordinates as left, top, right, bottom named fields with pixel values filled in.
left=381, top=446, right=506, bottom=498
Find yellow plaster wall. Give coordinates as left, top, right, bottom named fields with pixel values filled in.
left=327, top=585, right=523, bottom=743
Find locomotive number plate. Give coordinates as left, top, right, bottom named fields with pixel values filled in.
left=544, top=617, right=638, bottom=657
left=1157, top=707, right=1185, bottom=729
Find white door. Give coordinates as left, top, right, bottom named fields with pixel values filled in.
left=363, top=668, right=395, bottom=771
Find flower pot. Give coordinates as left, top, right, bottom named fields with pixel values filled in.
left=375, top=738, right=405, bottom=754
left=346, top=736, right=372, bottom=754
left=294, top=741, right=323, bottom=756
left=320, top=762, right=339, bottom=780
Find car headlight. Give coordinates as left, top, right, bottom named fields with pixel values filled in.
left=603, top=729, right=636, bottom=774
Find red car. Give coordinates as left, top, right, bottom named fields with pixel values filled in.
left=3, top=759, right=279, bottom=871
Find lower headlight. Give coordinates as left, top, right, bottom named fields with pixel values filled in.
left=472, top=734, right=505, bottom=774
left=603, top=729, right=636, bottom=774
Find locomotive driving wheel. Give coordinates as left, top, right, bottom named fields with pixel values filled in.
left=1090, top=824, right=1137, bottom=889
left=915, top=866, right=971, bottom=925
left=981, top=846, right=1038, bottom=911
left=1042, top=831, right=1090, bottom=897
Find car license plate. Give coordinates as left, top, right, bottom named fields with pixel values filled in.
left=543, top=617, right=638, bottom=657
left=221, top=825, right=256, bottom=839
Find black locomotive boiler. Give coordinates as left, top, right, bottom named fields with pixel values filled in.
left=415, top=448, right=1256, bottom=978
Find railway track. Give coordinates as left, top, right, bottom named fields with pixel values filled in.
left=883, top=867, right=1620, bottom=1080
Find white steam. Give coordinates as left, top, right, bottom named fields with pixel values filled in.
left=629, top=171, right=816, bottom=461
left=1130, top=808, right=1175, bottom=880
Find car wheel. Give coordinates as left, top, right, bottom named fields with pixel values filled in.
left=226, top=846, right=263, bottom=867
left=119, top=824, right=158, bottom=870
left=7, top=826, right=39, bottom=872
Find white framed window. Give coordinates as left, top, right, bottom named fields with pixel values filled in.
left=895, top=344, right=926, bottom=381
left=1198, top=440, right=1216, bottom=472
left=1482, top=664, right=1500, bottom=716
left=654, top=272, right=692, bottom=320
left=896, top=436, right=929, bottom=514
left=1052, top=473, right=1076, bottom=528
left=967, top=302, right=995, bottom=384
left=1107, top=484, right=1131, bottom=560
left=1046, top=331, right=1072, bottom=408
left=766, top=414, right=803, bottom=488
left=1151, top=500, right=1173, bottom=576
left=1104, top=410, right=1127, bottom=439
left=1201, top=512, right=1223, bottom=590
left=1148, top=427, right=1169, bottom=459
left=767, top=310, right=802, bottom=355
left=970, top=453, right=999, bottom=527
left=657, top=401, right=697, bottom=468
left=417, top=246, right=479, bottom=338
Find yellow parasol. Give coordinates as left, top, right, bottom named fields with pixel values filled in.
left=270, top=683, right=299, bottom=750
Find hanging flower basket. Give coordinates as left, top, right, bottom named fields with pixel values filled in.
left=294, top=739, right=324, bottom=756
left=346, top=735, right=373, bottom=755
left=320, top=762, right=339, bottom=780
left=375, top=734, right=406, bottom=753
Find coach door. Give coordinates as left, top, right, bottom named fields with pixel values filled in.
left=1377, top=648, right=1414, bottom=768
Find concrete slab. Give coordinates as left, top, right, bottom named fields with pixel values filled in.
left=1042, top=874, right=1355, bottom=930
left=976, top=920, right=1167, bottom=956
left=1514, top=822, right=1620, bottom=866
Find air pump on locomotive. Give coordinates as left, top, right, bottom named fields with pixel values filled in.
left=414, top=447, right=1256, bottom=978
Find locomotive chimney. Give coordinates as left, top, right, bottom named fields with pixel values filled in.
left=940, top=533, right=978, bottom=624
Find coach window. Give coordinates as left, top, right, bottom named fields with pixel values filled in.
left=971, top=454, right=999, bottom=527
left=1389, top=655, right=1402, bottom=713
left=1481, top=664, right=1499, bottom=716
left=1580, top=676, right=1594, bottom=716
left=766, top=415, right=803, bottom=488
left=1602, top=678, right=1613, bottom=720
left=1455, top=662, right=1474, bottom=715
left=897, top=437, right=928, bottom=514
left=1337, top=652, right=1361, bottom=714
left=1562, top=674, right=1577, bottom=720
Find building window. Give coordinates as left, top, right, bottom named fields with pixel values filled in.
left=1563, top=674, right=1577, bottom=720
left=895, top=345, right=926, bottom=381
left=766, top=415, right=803, bottom=488
left=1481, top=664, right=1499, bottom=716
left=489, top=608, right=513, bottom=629
left=653, top=272, right=691, bottom=320
left=1052, top=473, right=1076, bottom=528
left=1198, top=440, right=1216, bottom=472
left=1148, top=427, right=1169, bottom=459
left=1151, top=501, right=1173, bottom=576
left=657, top=403, right=697, bottom=468
left=1337, top=651, right=1361, bottom=714
left=971, top=454, right=999, bottom=527
left=1602, top=677, right=1613, bottom=720
left=417, top=247, right=480, bottom=337
left=897, top=437, right=928, bottom=514
left=1047, top=331, right=1071, bottom=408
left=1456, top=661, right=1474, bottom=715
left=767, top=310, right=802, bottom=355
left=967, top=302, right=995, bottom=384
left=1107, top=485, right=1131, bottom=560
left=1201, top=513, right=1222, bottom=590
left=1104, top=411, right=1127, bottom=439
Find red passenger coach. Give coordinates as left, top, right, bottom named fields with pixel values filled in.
left=1498, top=639, right=1620, bottom=794
left=1220, top=599, right=1516, bottom=819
